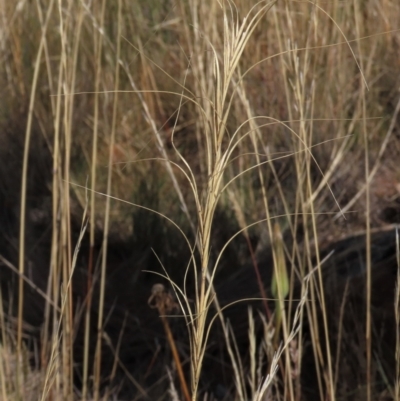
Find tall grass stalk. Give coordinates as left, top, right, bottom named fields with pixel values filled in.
left=175, top=3, right=280, bottom=398
left=93, top=0, right=122, bottom=399
left=61, top=1, right=85, bottom=398
left=40, top=212, right=88, bottom=401
left=352, top=2, right=372, bottom=400
left=272, top=4, right=333, bottom=398
left=17, top=1, right=55, bottom=398
left=82, top=1, right=107, bottom=399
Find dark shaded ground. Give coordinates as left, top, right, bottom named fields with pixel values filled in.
left=0, top=120, right=399, bottom=400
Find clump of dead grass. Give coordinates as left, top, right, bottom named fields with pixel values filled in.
left=0, top=0, right=399, bottom=400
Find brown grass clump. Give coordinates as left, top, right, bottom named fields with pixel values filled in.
left=0, top=0, right=399, bottom=400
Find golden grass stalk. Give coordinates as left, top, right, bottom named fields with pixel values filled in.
left=93, top=1, right=122, bottom=399
left=352, top=3, right=372, bottom=400
left=178, top=2, right=278, bottom=398
left=82, top=1, right=107, bottom=399
left=17, top=3, right=55, bottom=398
left=41, top=208, right=88, bottom=401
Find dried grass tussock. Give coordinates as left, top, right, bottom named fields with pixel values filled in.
left=0, top=0, right=399, bottom=400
